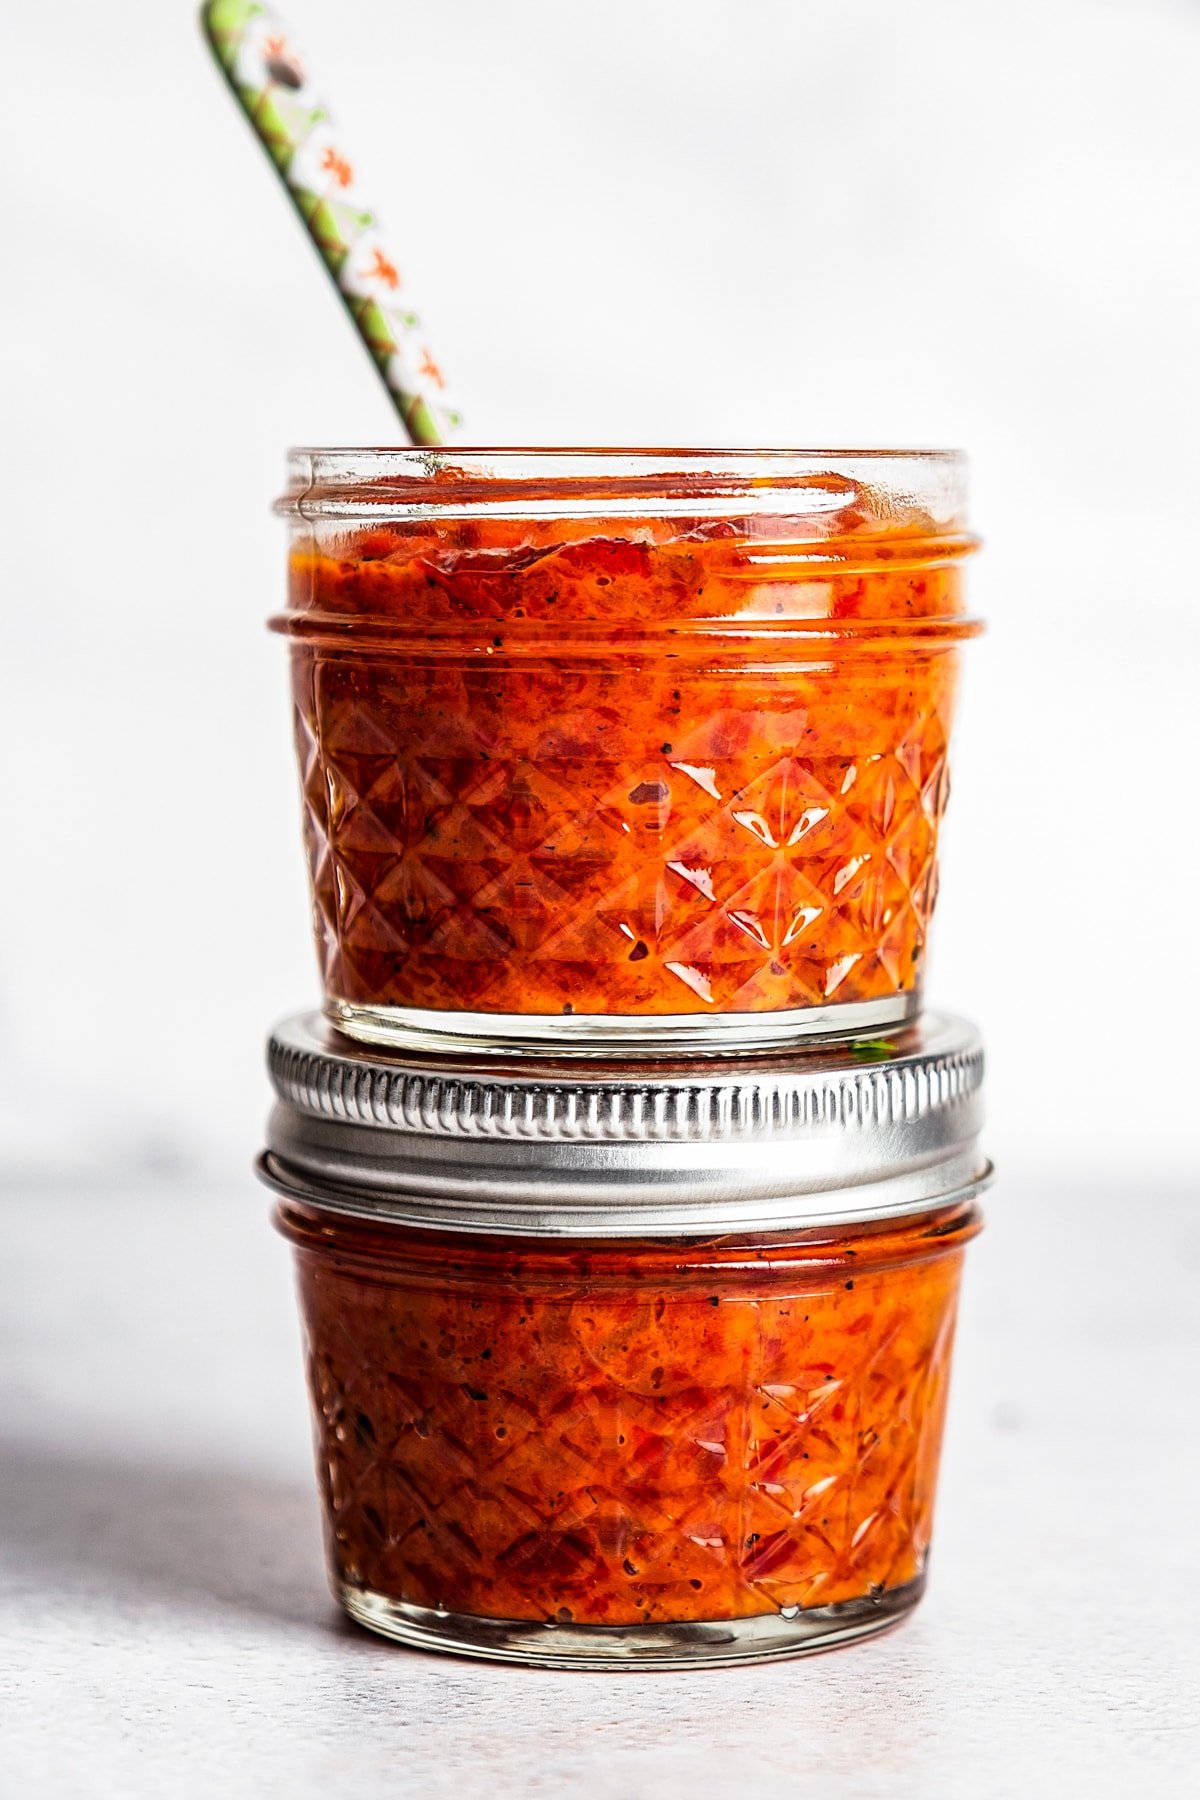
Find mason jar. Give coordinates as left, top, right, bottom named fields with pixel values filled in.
left=273, top=449, right=980, bottom=1056
left=260, top=1010, right=989, bottom=1668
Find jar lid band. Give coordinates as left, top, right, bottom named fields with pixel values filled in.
left=260, top=1011, right=990, bottom=1238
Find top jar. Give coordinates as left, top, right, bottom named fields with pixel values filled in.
left=274, top=449, right=980, bottom=1056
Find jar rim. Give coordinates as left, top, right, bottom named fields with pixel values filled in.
left=277, top=446, right=970, bottom=527
left=272, top=1191, right=985, bottom=1272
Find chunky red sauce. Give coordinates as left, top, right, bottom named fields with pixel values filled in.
left=276, top=489, right=976, bottom=1022
left=279, top=1202, right=979, bottom=1626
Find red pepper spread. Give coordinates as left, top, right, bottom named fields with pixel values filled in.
left=277, top=488, right=976, bottom=1021
left=280, top=1202, right=978, bottom=1626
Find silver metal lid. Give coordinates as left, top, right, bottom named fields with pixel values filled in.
left=260, top=1011, right=989, bottom=1238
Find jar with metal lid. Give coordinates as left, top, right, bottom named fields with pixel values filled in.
left=261, top=1012, right=989, bottom=1668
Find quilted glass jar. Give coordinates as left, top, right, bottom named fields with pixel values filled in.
left=273, top=449, right=980, bottom=1055
left=260, top=1011, right=990, bottom=1668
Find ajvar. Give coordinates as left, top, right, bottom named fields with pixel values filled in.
left=279, top=1201, right=979, bottom=1627
left=276, top=483, right=977, bottom=1025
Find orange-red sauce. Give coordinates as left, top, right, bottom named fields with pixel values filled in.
left=279, top=1202, right=979, bottom=1625
left=277, top=499, right=975, bottom=1020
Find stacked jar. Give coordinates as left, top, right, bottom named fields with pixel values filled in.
left=260, top=449, right=990, bottom=1667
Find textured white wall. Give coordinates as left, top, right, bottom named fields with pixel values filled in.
left=2, top=0, right=1198, bottom=1183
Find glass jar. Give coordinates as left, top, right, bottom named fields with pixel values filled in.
left=260, top=1011, right=989, bottom=1668
left=274, top=449, right=980, bottom=1056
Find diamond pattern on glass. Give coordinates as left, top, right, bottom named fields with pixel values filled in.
left=291, top=651, right=959, bottom=1017
left=299, top=1253, right=962, bottom=1627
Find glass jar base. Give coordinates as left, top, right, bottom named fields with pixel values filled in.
left=325, top=992, right=920, bottom=1059
left=337, top=1576, right=924, bottom=1669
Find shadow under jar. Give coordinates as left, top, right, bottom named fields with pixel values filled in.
left=260, top=1011, right=990, bottom=1669
left=273, top=449, right=981, bottom=1055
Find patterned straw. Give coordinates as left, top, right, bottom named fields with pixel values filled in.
left=201, top=0, right=462, bottom=444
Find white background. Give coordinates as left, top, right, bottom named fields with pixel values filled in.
left=3, top=0, right=1200, bottom=1186
left=3, top=5, right=1200, bottom=1793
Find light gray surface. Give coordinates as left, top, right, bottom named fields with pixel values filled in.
left=2, top=1166, right=1197, bottom=1798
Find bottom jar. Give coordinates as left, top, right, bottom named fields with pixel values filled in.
left=261, top=1009, right=989, bottom=1668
